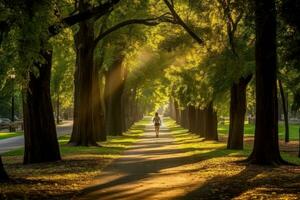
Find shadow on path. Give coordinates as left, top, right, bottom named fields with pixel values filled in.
left=75, top=125, right=228, bottom=200
left=75, top=123, right=300, bottom=200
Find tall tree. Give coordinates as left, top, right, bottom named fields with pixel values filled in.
left=247, top=0, right=285, bottom=164
left=20, top=0, right=121, bottom=162
left=69, top=0, right=104, bottom=146
left=104, top=52, right=125, bottom=135
left=278, top=79, right=289, bottom=143
left=23, top=50, right=61, bottom=164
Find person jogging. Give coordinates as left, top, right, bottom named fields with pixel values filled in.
left=152, top=112, right=161, bottom=138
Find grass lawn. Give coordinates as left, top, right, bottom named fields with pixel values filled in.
left=0, top=132, right=23, bottom=140
left=218, top=122, right=300, bottom=140
left=165, top=118, right=300, bottom=199
left=0, top=118, right=148, bottom=200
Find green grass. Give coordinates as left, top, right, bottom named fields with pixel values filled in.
left=3, top=118, right=147, bottom=157
left=0, top=131, right=23, bottom=140
left=165, top=118, right=300, bottom=165
left=218, top=122, right=300, bottom=140
left=0, top=118, right=148, bottom=200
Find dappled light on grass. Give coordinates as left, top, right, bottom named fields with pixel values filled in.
left=164, top=118, right=300, bottom=200
left=0, top=132, right=23, bottom=140
left=218, top=122, right=300, bottom=140
left=0, top=119, right=148, bottom=199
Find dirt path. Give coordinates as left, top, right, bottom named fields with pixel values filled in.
left=76, top=125, right=199, bottom=200
left=76, top=122, right=300, bottom=200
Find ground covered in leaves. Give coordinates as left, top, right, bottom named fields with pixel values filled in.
left=1, top=118, right=300, bottom=200
left=0, top=120, right=146, bottom=200
left=166, top=120, right=300, bottom=200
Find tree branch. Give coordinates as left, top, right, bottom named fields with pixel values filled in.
left=163, top=0, right=204, bottom=45
left=93, top=13, right=175, bottom=49
left=48, top=0, right=121, bottom=37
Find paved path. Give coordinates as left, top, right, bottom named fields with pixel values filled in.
left=76, top=124, right=199, bottom=200
left=0, top=121, right=73, bottom=154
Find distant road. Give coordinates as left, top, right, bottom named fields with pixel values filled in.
left=0, top=120, right=73, bottom=154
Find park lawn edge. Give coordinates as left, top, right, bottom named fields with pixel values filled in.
left=164, top=117, right=300, bottom=165
left=0, top=118, right=148, bottom=199
left=0, top=132, right=23, bottom=140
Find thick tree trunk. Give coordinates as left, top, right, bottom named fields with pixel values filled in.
left=278, top=79, right=289, bottom=143
left=69, top=14, right=103, bottom=145
left=23, top=50, right=61, bottom=164
left=121, top=67, right=129, bottom=132
left=56, top=94, right=60, bottom=124
left=121, top=89, right=133, bottom=132
left=0, top=156, right=9, bottom=182
left=99, top=73, right=107, bottom=141
left=105, top=55, right=125, bottom=136
left=186, top=108, right=190, bottom=129
left=93, top=65, right=106, bottom=141
left=194, top=107, right=200, bottom=135
left=247, top=0, right=285, bottom=164
left=197, top=109, right=205, bottom=137
left=227, top=76, right=252, bottom=149
left=174, top=101, right=180, bottom=124
left=169, top=98, right=176, bottom=119
left=128, top=90, right=136, bottom=128
left=188, top=105, right=196, bottom=133
left=180, top=109, right=185, bottom=127
left=183, top=108, right=189, bottom=129
left=204, top=102, right=218, bottom=140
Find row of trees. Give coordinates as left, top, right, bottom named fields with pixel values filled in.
left=164, top=0, right=300, bottom=164
left=0, top=0, right=207, bottom=180
left=0, top=0, right=299, bottom=181
left=0, top=0, right=145, bottom=180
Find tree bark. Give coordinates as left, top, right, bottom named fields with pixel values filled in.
left=93, top=63, right=106, bottom=141
left=23, top=50, right=61, bottom=164
left=204, top=102, right=218, bottom=141
left=169, top=98, right=176, bottom=119
left=104, top=55, right=125, bottom=136
left=0, top=156, right=9, bottom=182
left=180, top=109, right=185, bottom=127
left=69, top=4, right=104, bottom=145
left=182, top=108, right=189, bottom=129
left=278, top=79, right=289, bottom=143
left=174, top=101, right=180, bottom=124
left=247, top=0, right=285, bottom=164
left=56, top=93, right=60, bottom=124
left=227, top=76, right=252, bottom=149
left=197, top=109, right=206, bottom=137
left=188, top=105, right=196, bottom=133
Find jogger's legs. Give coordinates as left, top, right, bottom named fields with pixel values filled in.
left=155, top=126, right=160, bottom=137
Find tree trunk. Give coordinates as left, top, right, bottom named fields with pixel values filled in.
left=105, top=55, right=125, bottom=136
left=247, top=0, right=285, bottom=164
left=188, top=105, right=196, bottom=133
left=99, top=73, right=107, bottom=141
left=278, top=79, right=289, bottom=143
left=0, top=156, right=9, bottom=182
left=204, top=102, right=218, bottom=140
left=69, top=13, right=102, bottom=145
left=169, top=98, right=176, bottom=119
left=174, top=101, right=180, bottom=124
left=56, top=94, right=60, bottom=124
left=227, top=76, right=252, bottom=149
left=93, top=64, right=106, bottom=141
left=197, top=109, right=205, bottom=137
left=121, top=89, right=132, bottom=132
left=186, top=108, right=190, bottom=129
left=180, top=109, right=185, bottom=127
left=23, top=50, right=61, bottom=164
